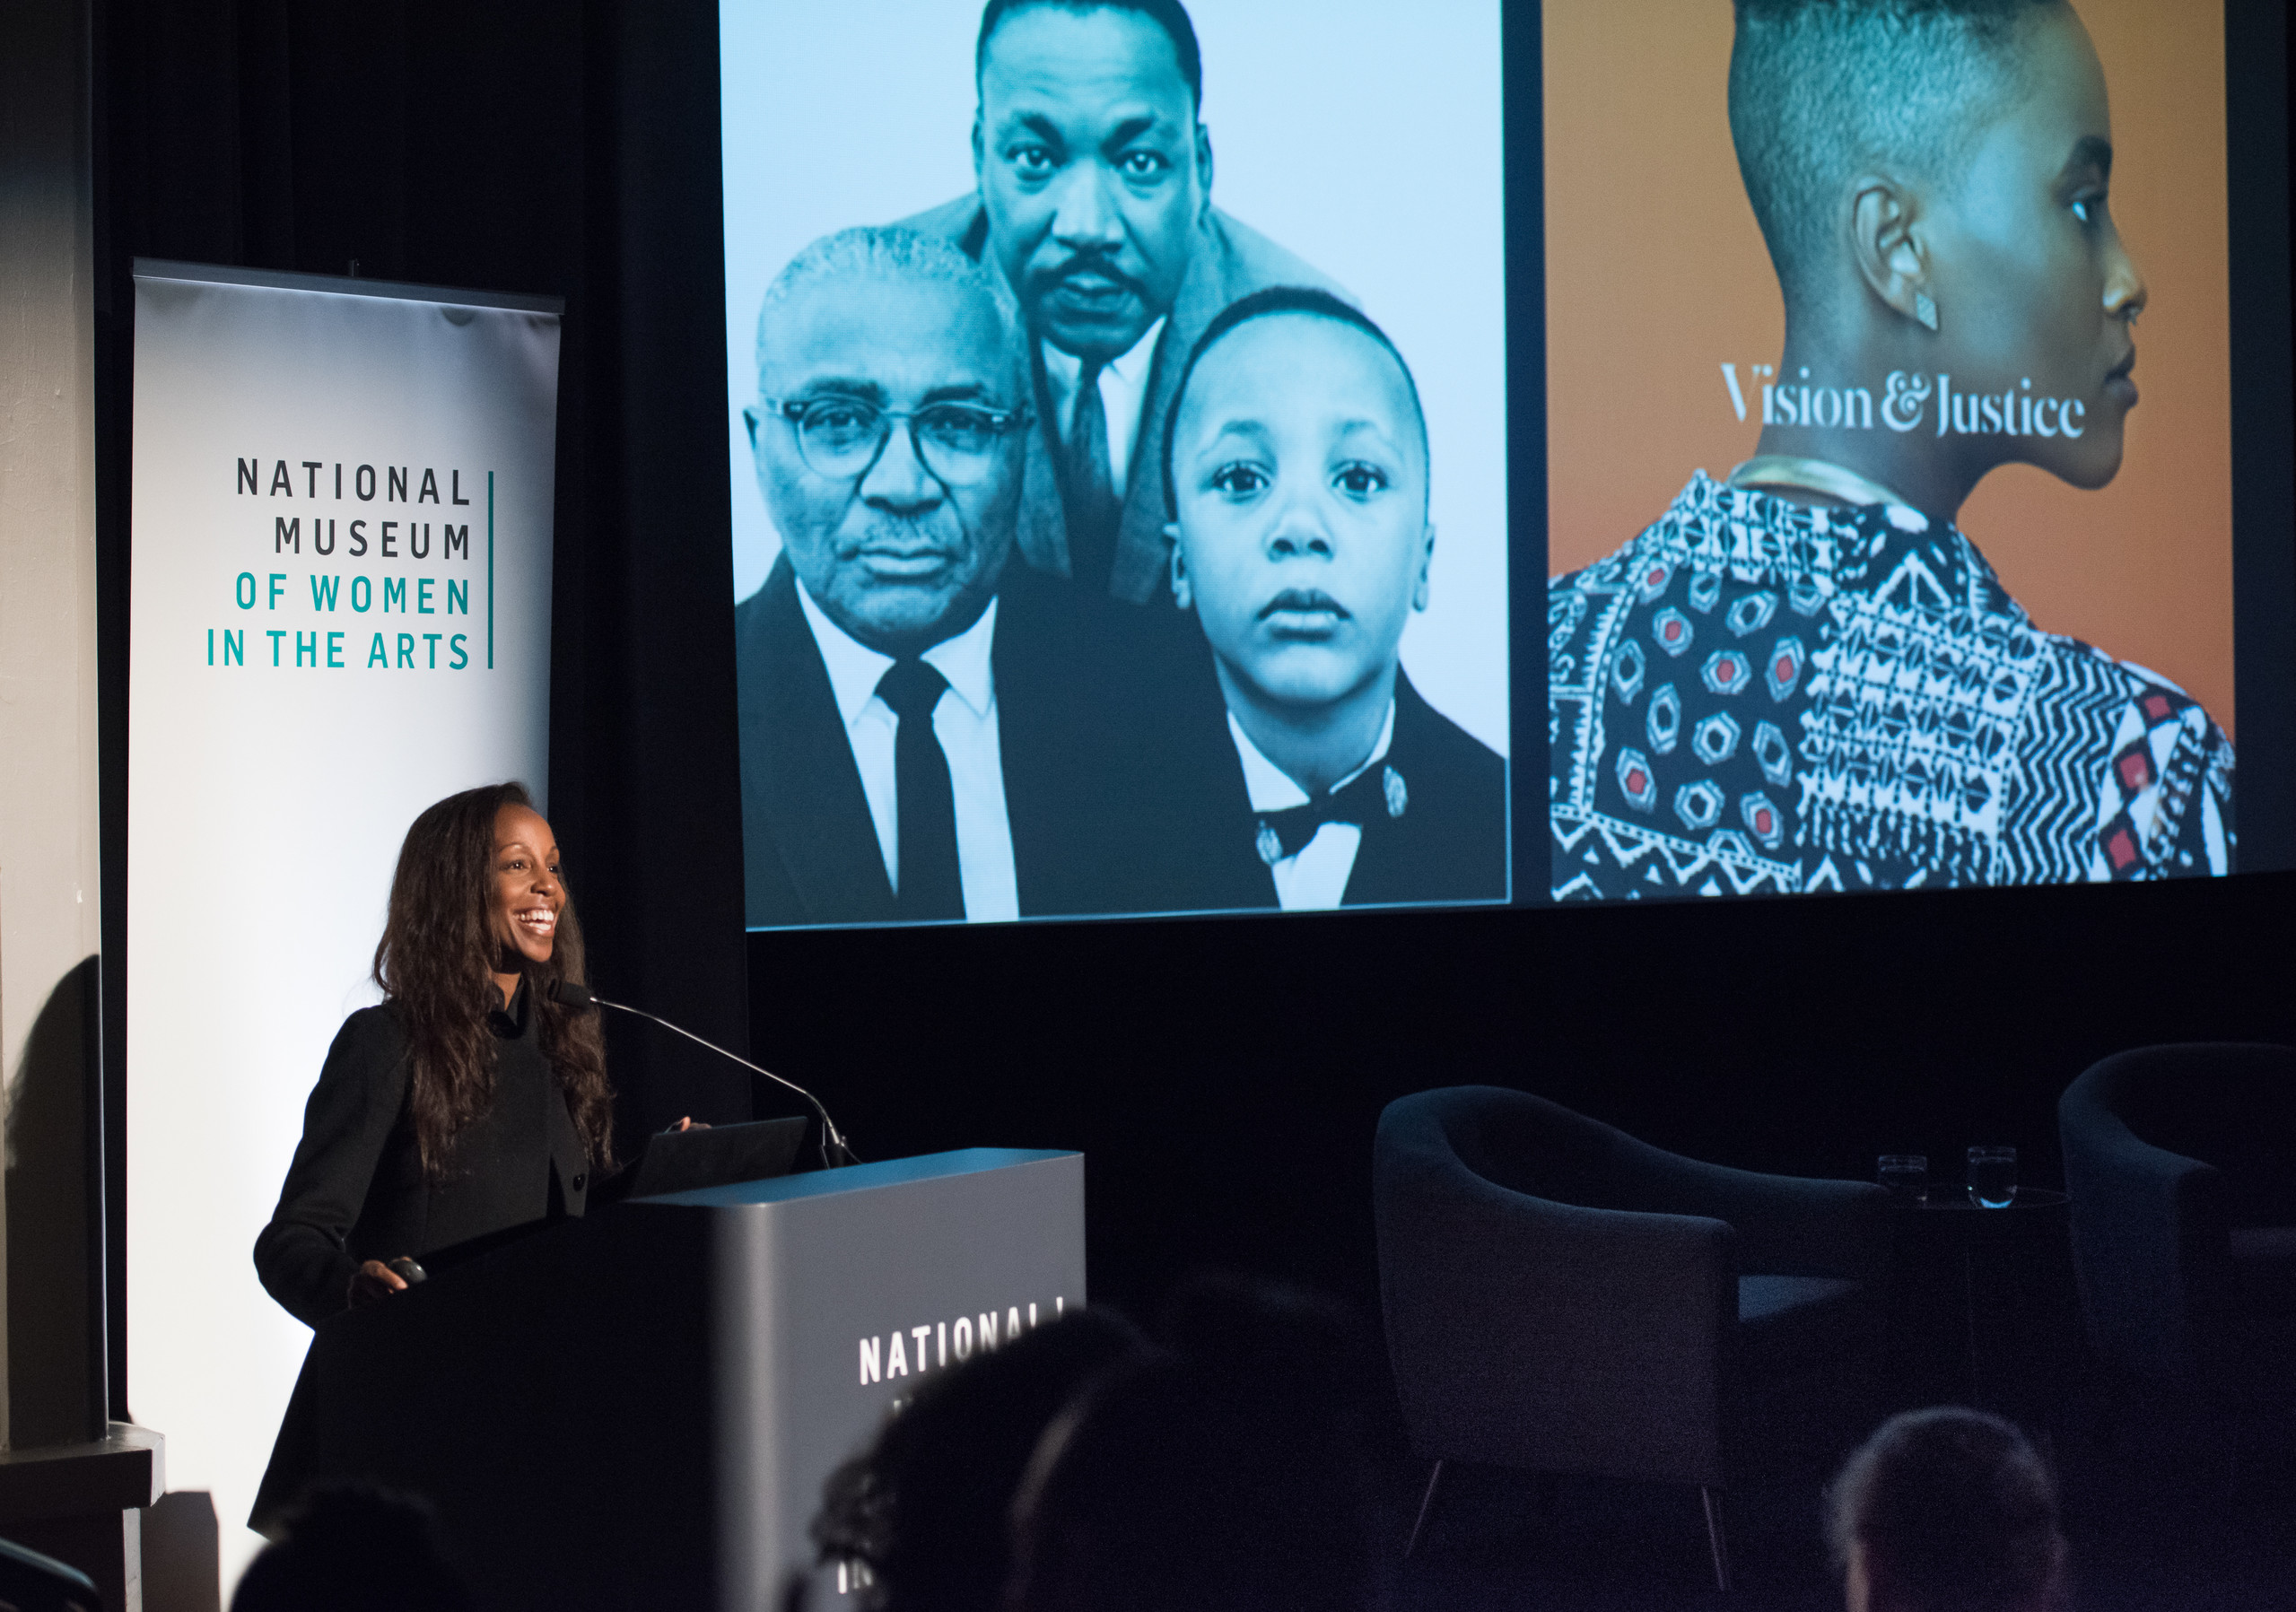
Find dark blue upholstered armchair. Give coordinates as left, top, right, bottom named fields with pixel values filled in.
left=2059, top=1044, right=2296, bottom=1405
left=1374, top=1086, right=1891, bottom=1590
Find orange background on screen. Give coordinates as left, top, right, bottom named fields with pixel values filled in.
left=1542, top=0, right=2234, bottom=736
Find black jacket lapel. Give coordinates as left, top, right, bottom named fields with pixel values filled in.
left=735, top=557, right=898, bottom=926
left=1340, top=672, right=1509, bottom=908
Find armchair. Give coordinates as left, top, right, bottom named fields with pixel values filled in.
left=1373, top=1085, right=1890, bottom=1590
left=2058, top=1043, right=2296, bottom=1405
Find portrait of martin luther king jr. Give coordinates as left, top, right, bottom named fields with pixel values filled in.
left=904, top=0, right=1343, bottom=608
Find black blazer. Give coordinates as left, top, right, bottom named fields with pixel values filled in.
left=1133, top=663, right=1510, bottom=913
left=735, top=553, right=1192, bottom=926
left=253, top=985, right=591, bottom=1328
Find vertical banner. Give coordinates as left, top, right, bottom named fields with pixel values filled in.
left=125, top=263, right=561, bottom=1581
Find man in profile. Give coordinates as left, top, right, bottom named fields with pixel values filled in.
left=734, top=226, right=1166, bottom=928
left=906, top=0, right=1340, bottom=606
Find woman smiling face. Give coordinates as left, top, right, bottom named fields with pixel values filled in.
left=1167, top=311, right=1435, bottom=713
left=487, top=804, right=562, bottom=986
left=1921, top=4, right=2146, bottom=489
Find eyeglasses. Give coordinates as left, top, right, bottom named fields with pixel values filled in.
left=756, top=396, right=1030, bottom=486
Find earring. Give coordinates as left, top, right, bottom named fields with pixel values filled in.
left=1914, top=292, right=1939, bottom=332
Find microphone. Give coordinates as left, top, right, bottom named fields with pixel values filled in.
left=550, top=980, right=857, bottom=1170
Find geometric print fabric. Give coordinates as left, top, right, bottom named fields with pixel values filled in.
left=1550, top=472, right=2234, bottom=900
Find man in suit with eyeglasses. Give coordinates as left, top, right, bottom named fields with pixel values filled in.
left=735, top=225, right=1175, bottom=928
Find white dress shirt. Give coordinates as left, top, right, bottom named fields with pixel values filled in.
left=1227, top=702, right=1397, bottom=911
left=794, top=580, right=1020, bottom=922
left=1040, top=317, right=1165, bottom=497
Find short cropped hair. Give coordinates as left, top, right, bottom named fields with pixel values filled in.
left=1159, top=285, right=1429, bottom=522
left=1729, top=0, right=2063, bottom=310
left=755, top=226, right=1022, bottom=388
left=1827, top=1407, right=2065, bottom=1611
left=977, top=0, right=1205, bottom=113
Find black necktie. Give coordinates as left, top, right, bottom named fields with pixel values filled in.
left=1063, top=360, right=1121, bottom=595
left=1255, top=763, right=1410, bottom=866
left=876, top=658, right=964, bottom=920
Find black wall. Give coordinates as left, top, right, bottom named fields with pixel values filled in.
left=92, top=0, right=2296, bottom=1399
left=753, top=874, right=2296, bottom=1324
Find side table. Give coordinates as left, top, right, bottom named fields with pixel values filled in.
left=1910, top=1188, right=2073, bottom=1412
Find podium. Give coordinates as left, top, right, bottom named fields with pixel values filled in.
left=258, top=1148, right=1086, bottom=1611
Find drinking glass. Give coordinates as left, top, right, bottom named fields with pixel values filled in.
left=1878, top=1155, right=1929, bottom=1204
left=1967, top=1146, right=2018, bottom=1208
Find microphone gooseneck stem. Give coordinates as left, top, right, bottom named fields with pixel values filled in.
left=588, top=992, right=854, bottom=1169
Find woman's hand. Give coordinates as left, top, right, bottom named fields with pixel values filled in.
left=349, top=1259, right=412, bottom=1307
left=669, top=1117, right=710, bottom=1132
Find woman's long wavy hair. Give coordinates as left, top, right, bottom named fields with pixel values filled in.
left=374, top=782, right=615, bottom=1177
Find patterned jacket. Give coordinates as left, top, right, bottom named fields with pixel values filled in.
left=1549, top=473, right=2233, bottom=899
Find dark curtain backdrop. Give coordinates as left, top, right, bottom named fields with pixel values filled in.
left=751, top=875, right=2296, bottom=1321
left=91, top=0, right=2295, bottom=1418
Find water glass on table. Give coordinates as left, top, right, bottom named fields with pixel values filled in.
left=1967, top=1146, right=2018, bottom=1208
left=1878, top=1155, right=1929, bottom=1204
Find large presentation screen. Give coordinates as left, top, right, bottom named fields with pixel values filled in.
left=724, top=0, right=2279, bottom=930
left=720, top=0, right=1507, bottom=929
left=1545, top=0, right=2240, bottom=900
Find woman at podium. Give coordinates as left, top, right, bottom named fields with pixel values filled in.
left=253, top=782, right=617, bottom=1326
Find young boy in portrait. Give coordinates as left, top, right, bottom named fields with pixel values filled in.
left=1134, top=287, right=1506, bottom=912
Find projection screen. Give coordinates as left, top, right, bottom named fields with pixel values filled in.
left=721, top=0, right=2286, bottom=926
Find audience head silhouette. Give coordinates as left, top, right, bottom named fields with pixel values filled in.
left=1829, top=1407, right=2067, bottom=1612
left=231, top=1485, right=474, bottom=1612
left=811, top=1307, right=1147, bottom=1612
left=1002, top=1272, right=1376, bottom=1612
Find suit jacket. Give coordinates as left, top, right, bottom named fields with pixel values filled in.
left=737, top=553, right=1195, bottom=927
left=1132, top=660, right=1510, bottom=913
left=252, top=986, right=591, bottom=1329
left=901, top=196, right=1344, bottom=604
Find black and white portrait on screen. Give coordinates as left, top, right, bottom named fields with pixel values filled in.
left=733, top=228, right=1186, bottom=927
left=722, top=0, right=1507, bottom=928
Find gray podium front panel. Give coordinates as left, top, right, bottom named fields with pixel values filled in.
left=664, top=1148, right=1087, bottom=1608
left=265, top=1148, right=1082, bottom=1611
